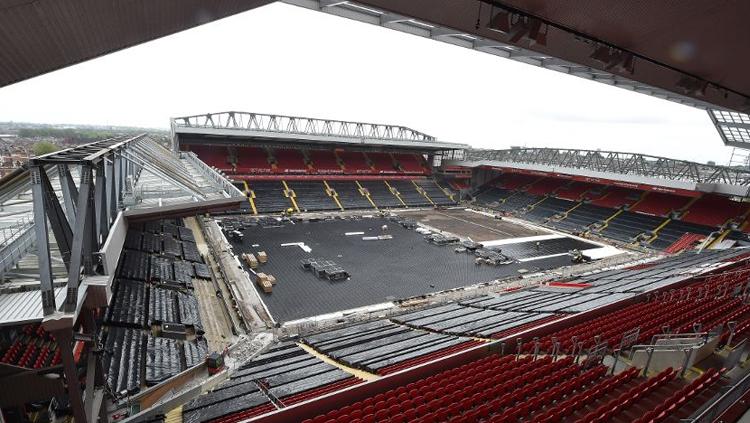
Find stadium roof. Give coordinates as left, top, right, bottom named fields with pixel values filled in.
left=459, top=147, right=750, bottom=197
left=172, top=111, right=468, bottom=150
left=0, top=0, right=273, bottom=88
left=1, top=1, right=747, bottom=114
left=2, top=2, right=749, bottom=150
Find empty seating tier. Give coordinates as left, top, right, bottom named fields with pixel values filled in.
left=522, top=197, right=575, bottom=223
left=393, top=153, right=426, bottom=174
left=327, top=181, right=374, bottom=209
left=555, top=182, right=596, bottom=201
left=183, top=342, right=362, bottom=423
left=599, top=211, right=666, bottom=243
left=682, top=194, right=749, bottom=227
left=550, top=203, right=614, bottom=233
left=234, top=146, right=271, bottom=174
left=302, top=355, right=710, bottom=423
left=289, top=181, right=340, bottom=212
left=360, top=181, right=403, bottom=208
left=388, top=180, right=431, bottom=207
left=649, top=220, right=716, bottom=250
left=474, top=186, right=513, bottom=206
left=248, top=181, right=293, bottom=213
left=391, top=302, right=559, bottom=338
left=302, top=320, right=480, bottom=375
left=368, top=152, right=398, bottom=173
left=414, top=179, right=455, bottom=205
left=338, top=151, right=371, bottom=173
left=308, top=150, right=343, bottom=173
left=630, top=192, right=690, bottom=216
left=272, top=149, right=307, bottom=173
left=590, top=187, right=641, bottom=208
left=494, top=192, right=542, bottom=213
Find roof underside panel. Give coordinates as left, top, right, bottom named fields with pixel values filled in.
left=341, top=0, right=750, bottom=112
left=0, top=0, right=273, bottom=87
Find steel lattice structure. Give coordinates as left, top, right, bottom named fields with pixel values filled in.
left=172, top=111, right=436, bottom=142
left=465, top=148, right=750, bottom=186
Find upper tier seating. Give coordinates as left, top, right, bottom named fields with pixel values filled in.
left=495, top=192, right=542, bottom=213
left=550, top=203, right=614, bottom=233
left=555, top=182, right=597, bottom=201
left=682, top=194, right=749, bottom=226
left=327, top=181, right=374, bottom=209
left=308, top=150, right=343, bottom=173
left=190, top=145, right=231, bottom=171
left=630, top=192, right=690, bottom=216
left=590, top=186, right=641, bottom=208
left=360, top=181, right=403, bottom=208
left=368, top=152, right=398, bottom=174
left=289, top=181, right=340, bottom=211
left=388, top=180, right=431, bottom=207
left=248, top=181, right=293, bottom=213
left=475, top=186, right=513, bottom=206
left=235, top=146, right=272, bottom=173
left=522, top=197, right=576, bottom=223
left=394, top=153, right=427, bottom=174
left=414, top=179, right=455, bottom=206
left=272, top=149, right=307, bottom=173
left=599, top=211, right=666, bottom=243
left=526, top=178, right=568, bottom=196
left=649, top=219, right=716, bottom=250
left=497, top=173, right=539, bottom=190
left=338, top=151, right=371, bottom=173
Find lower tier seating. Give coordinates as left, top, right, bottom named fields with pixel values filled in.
left=289, top=181, right=340, bottom=211
left=248, top=181, right=293, bottom=213
left=649, top=220, right=717, bottom=250
left=599, top=211, right=666, bottom=243
left=388, top=180, right=431, bottom=207
left=415, top=179, right=455, bottom=205
left=549, top=204, right=614, bottom=233
left=522, top=197, right=576, bottom=223
left=474, top=187, right=513, bottom=205
left=360, top=181, right=403, bottom=208
left=327, top=181, right=374, bottom=209
left=495, top=192, right=541, bottom=213
left=302, top=355, right=719, bottom=423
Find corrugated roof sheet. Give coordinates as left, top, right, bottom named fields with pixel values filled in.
left=0, top=288, right=66, bottom=327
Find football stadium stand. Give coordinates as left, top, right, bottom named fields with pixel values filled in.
left=5, top=1, right=750, bottom=421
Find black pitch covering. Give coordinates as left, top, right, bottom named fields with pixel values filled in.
left=230, top=217, right=575, bottom=322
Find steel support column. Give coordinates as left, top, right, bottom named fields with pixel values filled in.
left=64, top=165, right=96, bottom=312
left=30, top=165, right=57, bottom=316
left=94, top=163, right=108, bottom=243
left=107, top=154, right=116, bottom=223
left=54, top=329, right=87, bottom=423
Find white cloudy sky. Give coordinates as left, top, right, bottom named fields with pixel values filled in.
left=0, top=2, right=734, bottom=164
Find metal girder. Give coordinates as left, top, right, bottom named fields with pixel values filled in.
left=64, top=164, right=96, bottom=313
left=58, top=164, right=78, bottom=226
left=464, top=147, right=750, bottom=186
left=39, top=167, right=73, bottom=270
left=30, top=165, right=57, bottom=316
left=94, top=162, right=108, bottom=243
left=172, top=111, right=436, bottom=142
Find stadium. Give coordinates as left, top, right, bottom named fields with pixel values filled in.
left=2, top=1, right=750, bottom=423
